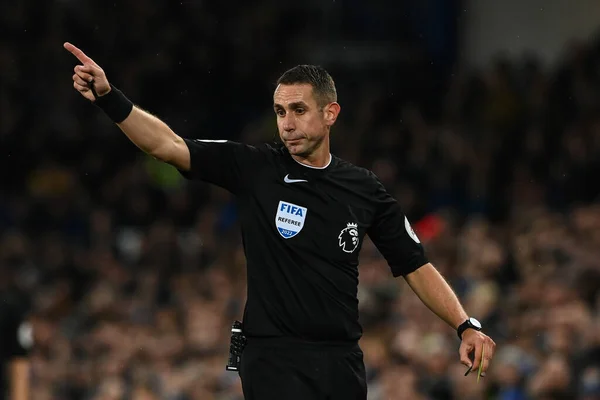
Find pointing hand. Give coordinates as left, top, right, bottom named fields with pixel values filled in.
left=64, top=42, right=111, bottom=101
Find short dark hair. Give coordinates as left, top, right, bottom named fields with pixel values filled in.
left=276, top=65, right=337, bottom=107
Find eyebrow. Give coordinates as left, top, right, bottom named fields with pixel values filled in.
left=273, top=101, right=310, bottom=110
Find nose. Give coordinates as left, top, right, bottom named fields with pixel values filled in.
left=282, top=114, right=295, bottom=132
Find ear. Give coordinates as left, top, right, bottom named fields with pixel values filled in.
left=323, top=102, right=341, bottom=127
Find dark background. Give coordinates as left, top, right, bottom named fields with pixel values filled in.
left=1, top=1, right=600, bottom=399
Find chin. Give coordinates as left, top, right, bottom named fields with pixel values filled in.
left=285, top=142, right=307, bottom=156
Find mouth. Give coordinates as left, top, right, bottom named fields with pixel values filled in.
left=285, top=138, right=304, bottom=145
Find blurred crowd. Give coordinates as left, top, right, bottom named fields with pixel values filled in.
left=2, top=1, right=600, bottom=399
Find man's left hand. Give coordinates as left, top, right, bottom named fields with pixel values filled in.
left=459, top=329, right=496, bottom=378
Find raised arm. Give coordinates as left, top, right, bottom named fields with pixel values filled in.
left=64, top=42, right=190, bottom=170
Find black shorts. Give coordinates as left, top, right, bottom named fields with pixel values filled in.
left=239, top=337, right=367, bottom=400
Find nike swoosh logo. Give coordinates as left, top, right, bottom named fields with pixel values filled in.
left=284, top=174, right=308, bottom=183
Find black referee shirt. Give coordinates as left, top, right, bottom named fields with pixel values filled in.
left=181, top=139, right=428, bottom=342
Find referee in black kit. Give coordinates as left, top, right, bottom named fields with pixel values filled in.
left=64, top=42, right=496, bottom=399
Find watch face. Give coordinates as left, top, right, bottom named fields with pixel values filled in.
left=469, top=317, right=482, bottom=329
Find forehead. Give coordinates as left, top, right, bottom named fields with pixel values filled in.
left=273, top=83, right=316, bottom=105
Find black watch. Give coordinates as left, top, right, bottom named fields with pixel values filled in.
left=457, top=317, right=482, bottom=340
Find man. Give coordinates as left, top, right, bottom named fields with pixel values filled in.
left=0, top=288, right=32, bottom=400
left=64, top=42, right=495, bottom=399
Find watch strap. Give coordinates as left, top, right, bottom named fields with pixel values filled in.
left=457, top=318, right=481, bottom=340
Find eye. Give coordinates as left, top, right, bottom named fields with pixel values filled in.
left=295, top=108, right=305, bottom=115
left=275, top=109, right=285, bottom=117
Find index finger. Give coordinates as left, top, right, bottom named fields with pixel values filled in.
left=64, top=42, right=96, bottom=66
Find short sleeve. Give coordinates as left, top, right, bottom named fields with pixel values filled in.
left=179, top=138, right=261, bottom=194
left=367, top=173, right=429, bottom=277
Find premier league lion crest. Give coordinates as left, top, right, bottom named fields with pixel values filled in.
left=338, top=222, right=360, bottom=253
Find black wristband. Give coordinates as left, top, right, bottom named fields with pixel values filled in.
left=457, top=318, right=482, bottom=340
left=93, top=83, right=134, bottom=123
